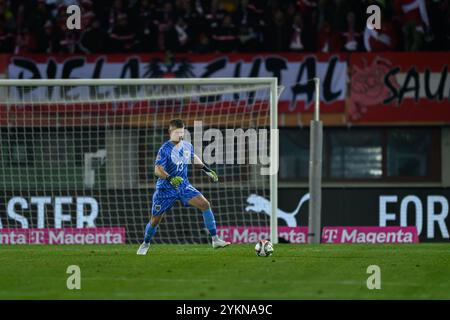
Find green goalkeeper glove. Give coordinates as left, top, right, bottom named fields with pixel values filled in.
left=202, top=165, right=218, bottom=182
left=167, top=175, right=184, bottom=188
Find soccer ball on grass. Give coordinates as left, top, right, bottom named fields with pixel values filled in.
left=255, top=239, right=274, bottom=257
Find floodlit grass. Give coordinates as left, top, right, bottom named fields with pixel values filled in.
left=0, top=244, right=449, bottom=299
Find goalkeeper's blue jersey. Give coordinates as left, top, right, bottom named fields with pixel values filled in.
left=154, top=140, right=194, bottom=189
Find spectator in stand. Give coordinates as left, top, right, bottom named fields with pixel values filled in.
left=235, top=0, right=263, bottom=52
left=13, top=3, right=25, bottom=33
left=264, top=9, right=289, bottom=52
left=193, top=30, right=212, bottom=53
left=0, top=23, right=14, bottom=53
left=212, top=14, right=238, bottom=52
left=154, top=2, right=178, bottom=51
left=107, top=0, right=126, bottom=34
left=55, top=4, right=69, bottom=30
left=0, top=0, right=448, bottom=54
left=289, top=13, right=304, bottom=52
left=234, top=0, right=251, bottom=27
left=204, top=0, right=227, bottom=34
left=173, top=17, right=190, bottom=52
left=133, top=0, right=158, bottom=52
left=109, top=13, right=138, bottom=52
left=237, top=24, right=260, bottom=52
left=80, top=0, right=95, bottom=30
left=32, top=0, right=51, bottom=35
left=37, top=19, right=61, bottom=53
left=14, top=27, right=38, bottom=54
left=426, top=0, right=450, bottom=51
left=318, top=20, right=341, bottom=53
left=156, top=1, right=177, bottom=29
left=0, top=0, right=15, bottom=29
left=0, top=0, right=15, bottom=53
left=341, top=11, right=362, bottom=52
left=394, top=0, right=432, bottom=51
left=322, top=0, right=350, bottom=37
left=243, top=0, right=265, bottom=29
left=79, top=18, right=107, bottom=53
left=177, top=0, right=203, bottom=39
left=297, top=0, right=319, bottom=52
left=59, top=28, right=79, bottom=53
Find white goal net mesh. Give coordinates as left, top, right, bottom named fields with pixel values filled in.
left=0, top=80, right=276, bottom=244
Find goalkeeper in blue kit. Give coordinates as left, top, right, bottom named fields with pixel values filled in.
left=137, top=119, right=231, bottom=255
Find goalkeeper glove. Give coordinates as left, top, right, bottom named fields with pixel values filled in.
left=167, top=175, right=184, bottom=188
left=202, top=164, right=218, bottom=182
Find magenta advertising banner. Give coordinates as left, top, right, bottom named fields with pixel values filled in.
left=0, top=227, right=125, bottom=245
left=217, top=226, right=419, bottom=244
left=321, top=226, right=419, bottom=244
left=217, top=226, right=308, bottom=244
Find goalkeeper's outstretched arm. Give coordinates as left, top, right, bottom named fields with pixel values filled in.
left=193, top=154, right=218, bottom=182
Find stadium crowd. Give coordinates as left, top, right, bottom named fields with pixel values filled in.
left=0, top=0, right=448, bottom=54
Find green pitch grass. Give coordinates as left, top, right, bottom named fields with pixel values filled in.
left=0, top=244, right=449, bottom=299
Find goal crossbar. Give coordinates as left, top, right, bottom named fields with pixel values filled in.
left=0, top=78, right=277, bottom=87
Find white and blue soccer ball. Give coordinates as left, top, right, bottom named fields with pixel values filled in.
left=255, top=239, right=274, bottom=257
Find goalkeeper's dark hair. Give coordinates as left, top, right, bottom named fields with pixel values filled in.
left=169, top=119, right=185, bottom=129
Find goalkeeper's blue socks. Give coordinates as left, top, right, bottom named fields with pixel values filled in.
left=202, top=208, right=217, bottom=237
left=144, top=222, right=158, bottom=244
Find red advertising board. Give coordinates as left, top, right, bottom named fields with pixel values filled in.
left=5, top=53, right=348, bottom=114
left=349, top=52, right=450, bottom=124
left=1, top=52, right=449, bottom=125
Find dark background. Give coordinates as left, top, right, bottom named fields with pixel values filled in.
left=1, top=187, right=449, bottom=243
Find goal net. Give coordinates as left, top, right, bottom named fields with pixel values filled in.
left=0, top=78, right=278, bottom=244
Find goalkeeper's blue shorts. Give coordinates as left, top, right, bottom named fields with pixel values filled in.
left=151, top=183, right=202, bottom=216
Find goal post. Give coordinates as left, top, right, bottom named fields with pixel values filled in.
left=269, top=78, right=279, bottom=245
left=308, top=77, right=323, bottom=244
left=0, top=78, right=280, bottom=245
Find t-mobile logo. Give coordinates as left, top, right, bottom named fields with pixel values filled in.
left=29, top=230, right=46, bottom=244
left=322, top=228, right=339, bottom=243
